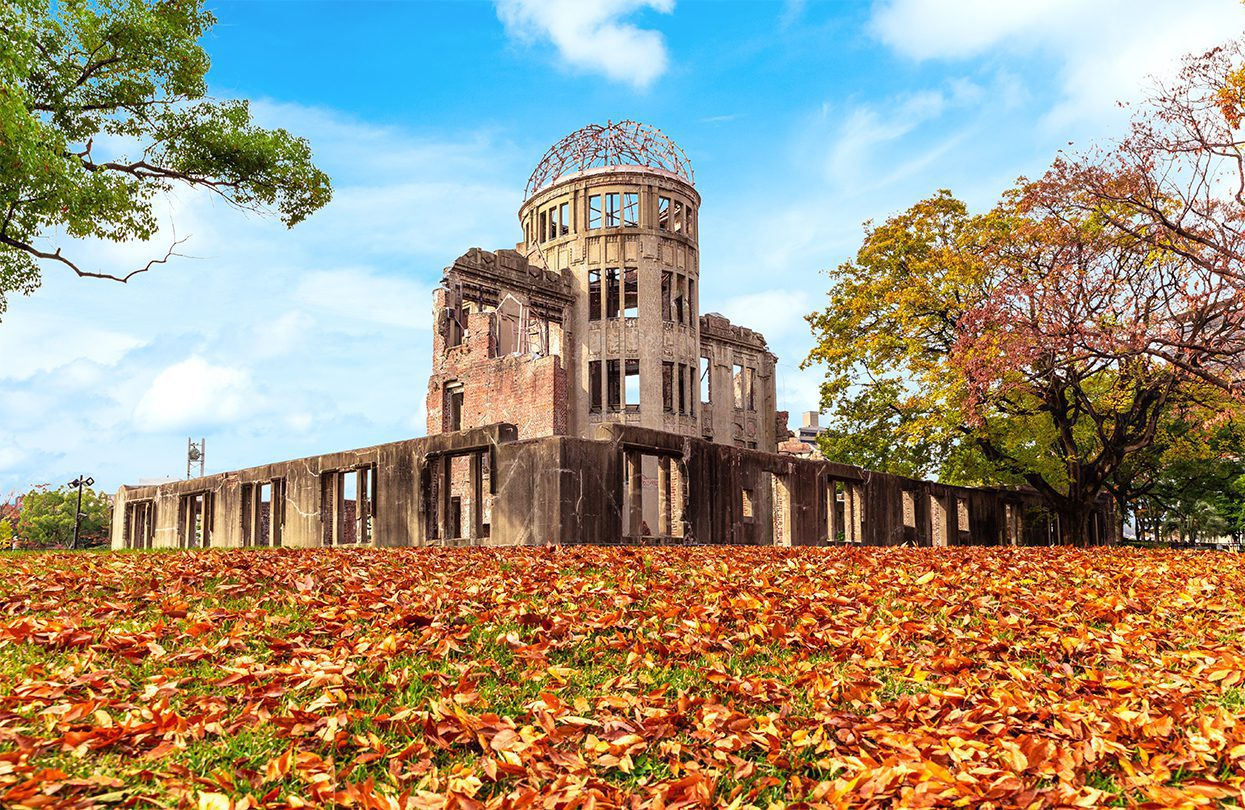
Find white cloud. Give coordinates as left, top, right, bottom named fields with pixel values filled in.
left=870, top=0, right=1243, bottom=126
left=495, top=0, right=675, bottom=89
left=133, top=357, right=257, bottom=432
left=0, top=313, right=145, bottom=380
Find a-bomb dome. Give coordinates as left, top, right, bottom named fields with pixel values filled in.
left=525, top=120, right=694, bottom=199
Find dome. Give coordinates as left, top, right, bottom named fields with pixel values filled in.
left=525, top=120, right=694, bottom=199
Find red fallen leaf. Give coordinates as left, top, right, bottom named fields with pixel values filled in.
left=392, top=613, right=433, bottom=630
left=161, top=601, right=189, bottom=619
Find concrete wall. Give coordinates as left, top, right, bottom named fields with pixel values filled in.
left=113, top=423, right=1109, bottom=550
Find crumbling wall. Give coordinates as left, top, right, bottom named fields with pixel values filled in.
left=698, top=313, right=779, bottom=451
left=427, top=248, right=573, bottom=439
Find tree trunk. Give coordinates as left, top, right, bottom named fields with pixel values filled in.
left=1057, top=503, right=1094, bottom=547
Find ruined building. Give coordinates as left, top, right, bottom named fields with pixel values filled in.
left=111, top=122, right=1116, bottom=551
left=425, top=121, right=777, bottom=449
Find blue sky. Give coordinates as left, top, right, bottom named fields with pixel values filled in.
left=2, top=0, right=1242, bottom=495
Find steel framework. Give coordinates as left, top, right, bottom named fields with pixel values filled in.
left=524, top=120, right=694, bottom=199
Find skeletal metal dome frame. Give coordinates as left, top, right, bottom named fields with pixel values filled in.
left=524, top=120, right=695, bottom=199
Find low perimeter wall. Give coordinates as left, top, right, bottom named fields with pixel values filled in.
left=111, top=423, right=1114, bottom=550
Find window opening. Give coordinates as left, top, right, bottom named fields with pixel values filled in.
left=605, top=268, right=621, bottom=319
left=661, top=272, right=672, bottom=322
left=623, top=269, right=638, bottom=319
left=538, top=211, right=547, bottom=243
left=604, top=192, right=620, bottom=227
left=607, top=359, right=621, bottom=411
left=624, top=359, right=640, bottom=412
left=673, top=200, right=684, bottom=233
left=559, top=202, right=570, bottom=236
left=747, top=367, right=756, bottom=410
left=733, top=364, right=745, bottom=409
left=588, top=269, right=602, bottom=321
left=741, top=488, right=755, bottom=521
left=700, top=356, right=710, bottom=405
left=588, top=195, right=602, bottom=229
left=622, top=192, right=639, bottom=227
left=446, top=382, right=464, bottom=432
left=678, top=363, right=686, bottom=414
left=658, top=196, right=670, bottom=230
left=589, top=360, right=603, bottom=413
left=662, top=362, right=674, bottom=413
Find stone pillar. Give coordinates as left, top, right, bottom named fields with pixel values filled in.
left=828, top=481, right=841, bottom=545
left=469, top=452, right=483, bottom=543
left=658, top=456, right=672, bottom=536
left=441, top=455, right=453, bottom=543
left=626, top=451, right=643, bottom=537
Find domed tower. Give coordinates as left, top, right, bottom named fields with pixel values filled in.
left=519, top=121, right=703, bottom=439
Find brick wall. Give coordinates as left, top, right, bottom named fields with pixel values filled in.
left=427, top=298, right=567, bottom=439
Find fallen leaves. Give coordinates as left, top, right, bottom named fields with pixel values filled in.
left=0, top=547, right=1242, bottom=808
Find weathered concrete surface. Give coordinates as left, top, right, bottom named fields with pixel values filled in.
left=113, top=423, right=1112, bottom=550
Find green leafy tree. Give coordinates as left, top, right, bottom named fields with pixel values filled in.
left=0, top=0, right=331, bottom=317
left=18, top=485, right=111, bottom=548
left=0, top=519, right=12, bottom=549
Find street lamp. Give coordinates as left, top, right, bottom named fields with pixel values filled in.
left=67, top=475, right=94, bottom=550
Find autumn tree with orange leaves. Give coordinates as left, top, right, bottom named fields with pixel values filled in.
left=807, top=39, right=1245, bottom=546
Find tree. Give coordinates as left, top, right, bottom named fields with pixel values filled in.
left=806, top=179, right=1245, bottom=545
left=0, top=0, right=331, bottom=318
left=18, top=485, right=111, bottom=548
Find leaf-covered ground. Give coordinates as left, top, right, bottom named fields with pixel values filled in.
left=0, top=547, right=1243, bottom=809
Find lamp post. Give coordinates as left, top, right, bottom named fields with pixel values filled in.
left=68, top=475, right=94, bottom=550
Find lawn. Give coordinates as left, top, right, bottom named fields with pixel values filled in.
left=0, top=546, right=1242, bottom=809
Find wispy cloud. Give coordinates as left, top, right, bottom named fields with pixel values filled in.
left=494, top=0, right=676, bottom=90
left=870, top=0, right=1243, bottom=127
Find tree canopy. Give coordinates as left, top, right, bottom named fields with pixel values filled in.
left=17, top=484, right=111, bottom=548
left=0, top=0, right=331, bottom=317
left=805, top=39, right=1245, bottom=545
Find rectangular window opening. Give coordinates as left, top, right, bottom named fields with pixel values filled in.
left=700, top=356, right=710, bottom=405
left=538, top=211, right=547, bottom=243
left=605, top=268, right=621, bottom=319
left=742, top=488, right=755, bottom=521
left=604, top=192, right=621, bottom=227
left=662, top=362, right=674, bottom=413
left=673, top=199, right=684, bottom=233
left=588, top=269, right=602, bottom=321
left=682, top=363, right=692, bottom=415
left=446, top=382, right=463, bottom=432
left=661, top=272, right=672, bottom=322
left=624, top=359, right=640, bottom=412
left=589, top=360, right=603, bottom=413
left=622, top=192, right=639, bottom=227
left=559, top=202, right=570, bottom=236
left=588, top=194, right=602, bottom=229
left=623, top=268, right=638, bottom=319
left=607, top=359, right=621, bottom=411
left=733, top=363, right=745, bottom=409
left=658, top=196, right=670, bottom=231
left=747, top=367, right=756, bottom=411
